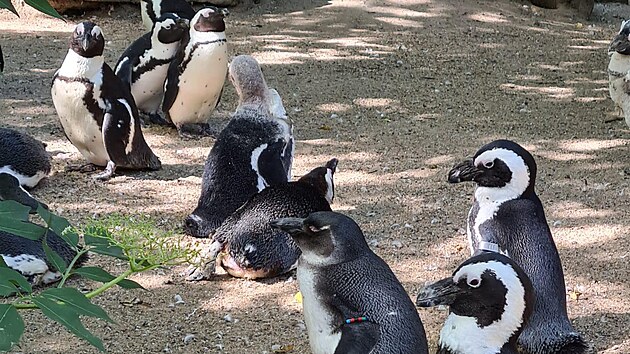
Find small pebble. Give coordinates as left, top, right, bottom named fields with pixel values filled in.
left=224, top=314, right=233, bottom=322
left=368, top=239, right=379, bottom=247
left=552, top=220, right=562, bottom=227
left=183, top=334, right=195, bottom=344
left=174, top=294, right=185, bottom=305
left=392, top=240, right=403, bottom=248
left=271, top=344, right=282, bottom=351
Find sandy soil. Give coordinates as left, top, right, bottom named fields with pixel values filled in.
left=1, top=0, right=629, bottom=353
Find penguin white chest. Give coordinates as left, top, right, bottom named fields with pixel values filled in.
left=297, top=265, right=341, bottom=354
left=167, top=41, right=228, bottom=125
left=51, top=79, right=109, bottom=166
left=132, top=63, right=170, bottom=113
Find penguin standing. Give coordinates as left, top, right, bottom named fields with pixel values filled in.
left=448, top=140, right=587, bottom=354
left=115, top=13, right=189, bottom=125
left=51, top=22, right=162, bottom=180
left=184, top=55, right=293, bottom=238
left=416, top=252, right=535, bottom=354
left=187, top=159, right=337, bottom=281
left=162, top=7, right=229, bottom=136
left=271, top=212, right=429, bottom=354
left=140, top=0, right=195, bottom=32
left=608, top=19, right=630, bottom=127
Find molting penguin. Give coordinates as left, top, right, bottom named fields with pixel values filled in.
left=162, top=7, right=229, bottom=136
left=51, top=22, right=162, bottom=180
left=140, top=0, right=195, bottom=32
left=184, top=55, right=293, bottom=238
left=271, top=211, right=429, bottom=354
left=115, top=13, right=188, bottom=125
left=608, top=19, right=630, bottom=128
left=448, top=139, right=587, bottom=354
left=187, top=159, right=337, bottom=281
left=416, top=252, right=535, bottom=354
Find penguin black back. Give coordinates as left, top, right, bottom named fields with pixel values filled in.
left=0, top=128, right=51, bottom=188
left=140, top=0, right=195, bottom=32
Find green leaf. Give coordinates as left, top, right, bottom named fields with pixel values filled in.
left=0, top=304, right=24, bottom=351
left=0, top=200, right=46, bottom=240
left=84, top=230, right=128, bottom=260
left=23, top=0, right=63, bottom=20
left=32, top=295, right=106, bottom=352
left=73, top=267, right=144, bottom=289
left=0, top=257, right=7, bottom=267
left=42, top=235, right=67, bottom=273
left=39, top=288, right=114, bottom=323
left=0, top=267, right=32, bottom=296
left=0, top=0, right=19, bottom=17
left=37, top=205, right=78, bottom=247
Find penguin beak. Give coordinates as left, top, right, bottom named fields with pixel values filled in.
left=609, top=33, right=630, bottom=54
left=81, top=36, right=91, bottom=52
left=270, top=217, right=306, bottom=235
left=448, top=159, right=481, bottom=183
left=416, top=277, right=463, bottom=307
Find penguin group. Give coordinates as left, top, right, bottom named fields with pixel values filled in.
left=4, top=0, right=615, bottom=353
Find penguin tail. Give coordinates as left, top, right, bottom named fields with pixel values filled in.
left=555, top=333, right=589, bottom=354
left=145, top=152, right=162, bottom=171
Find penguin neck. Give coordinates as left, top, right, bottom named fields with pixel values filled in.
left=150, top=32, right=180, bottom=60
left=190, top=29, right=226, bottom=43
left=439, top=312, right=521, bottom=354
left=58, top=49, right=104, bottom=79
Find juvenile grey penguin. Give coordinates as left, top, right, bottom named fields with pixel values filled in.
left=115, top=13, right=189, bottom=125
left=184, top=55, right=293, bottom=238
left=187, top=159, right=337, bottom=281
left=51, top=22, right=162, bottom=180
left=162, top=7, right=229, bottom=136
left=416, top=252, right=535, bottom=354
left=608, top=19, right=630, bottom=127
left=448, top=140, right=587, bottom=354
left=271, top=211, right=429, bottom=354
left=140, top=0, right=195, bottom=32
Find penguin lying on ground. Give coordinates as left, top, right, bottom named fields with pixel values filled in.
left=416, top=252, right=534, bottom=354
left=0, top=173, right=48, bottom=213
left=608, top=19, right=630, bottom=128
left=271, top=211, right=429, bottom=354
left=184, top=55, right=293, bottom=238
left=140, top=0, right=195, bottom=32
left=115, top=13, right=189, bottom=125
left=162, top=7, right=229, bottom=137
left=51, top=22, right=162, bottom=180
left=187, top=159, right=337, bottom=281
left=448, top=139, right=587, bottom=354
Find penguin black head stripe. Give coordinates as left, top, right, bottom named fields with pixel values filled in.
left=417, top=252, right=534, bottom=354
left=156, top=14, right=189, bottom=44
left=194, top=7, right=228, bottom=32
left=610, top=20, right=630, bottom=55
left=70, top=22, right=105, bottom=58
left=448, top=139, right=536, bottom=199
left=295, top=159, right=337, bottom=204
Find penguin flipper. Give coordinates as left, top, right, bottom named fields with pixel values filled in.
left=257, top=139, right=291, bottom=187
left=162, top=33, right=188, bottom=118
left=334, top=321, right=380, bottom=354
left=114, top=56, right=134, bottom=88
left=101, top=99, right=134, bottom=169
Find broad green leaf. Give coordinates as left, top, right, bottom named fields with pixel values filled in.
left=31, top=296, right=106, bottom=352
left=23, top=0, right=63, bottom=20
left=0, top=257, right=7, bottom=267
left=0, top=267, right=32, bottom=296
left=84, top=232, right=128, bottom=260
left=0, top=0, right=18, bottom=17
left=0, top=200, right=46, bottom=240
left=42, top=235, right=67, bottom=273
left=39, top=288, right=114, bottom=323
left=0, top=200, right=32, bottom=219
left=0, top=304, right=24, bottom=351
left=37, top=205, right=78, bottom=247
left=72, top=267, right=144, bottom=289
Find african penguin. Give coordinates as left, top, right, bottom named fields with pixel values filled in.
left=184, top=54, right=293, bottom=238
left=140, top=0, right=195, bottom=32
left=0, top=127, right=51, bottom=188
left=448, top=139, right=587, bottom=354
left=416, top=252, right=535, bottom=354
left=608, top=20, right=630, bottom=128
left=51, top=22, right=162, bottom=180
left=115, top=13, right=188, bottom=125
left=271, top=211, right=429, bottom=354
left=187, top=159, right=337, bottom=281
left=162, top=7, right=229, bottom=137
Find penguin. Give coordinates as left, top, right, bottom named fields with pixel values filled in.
left=184, top=54, right=293, bottom=238
left=51, top=22, right=162, bottom=180
left=416, top=252, right=535, bottom=354
left=270, top=211, right=429, bottom=354
left=140, top=0, right=195, bottom=32
left=186, top=159, right=337, bottom=281
left=115, top=13, right=189, bottom=125
left=0, top=45, right=3, bottom=72
left=608, top=19, right=630, bottom=127
left=0, top=127, right=51, bottom=188
left=447, top=139, right=587, bottom=354
left=162, top=7, right=229, bottom=137
left=0, top=173, right=48, bottom=213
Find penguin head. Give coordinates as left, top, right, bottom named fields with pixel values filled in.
left=447, top=139, right=536, bottom=200
left=610, top=20, right=630, bottom=55
left=297, top=159, right=338, bottom=204
left=192, top=7, right=228, bottom=33
left=228, top=55, right=271, bottom=106
left=270, top=211, right=369, bottom=265
left=153, top=13, right=189, bottom=44
left=70, top=22, right=105, bottom=58
left=416, top=252, right=534, bottom=352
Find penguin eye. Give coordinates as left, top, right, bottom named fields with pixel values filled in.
left=483, top=160, right=494, bottom=169
left=468, top=278, right=480, bottom=288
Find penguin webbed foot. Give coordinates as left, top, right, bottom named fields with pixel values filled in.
left=92, top=161, right=116, bottom=181
left=185, top=240, right=223, bottom=281
left=177, top=123, right=219, bottom=139
left=146, top=113, right=171, bottom=126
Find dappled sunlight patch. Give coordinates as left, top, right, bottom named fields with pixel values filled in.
left=500, top=83, right=575, bottom=100
left=368, top=6, right=441, bottom=18
left=353, top=97, right=398, bottom=108
left=536, top=150, right=595, bottom=161
left=316, top=102, right=352, bottom=112
left=549, top=201, right=618, bottom=219
left=393, top=168, right=439, bottom=179
left=467, top=12, right=508, bottom=23
left=568, top=45, right=604, bottom=51
left=250, top=51, right=309, bottom=65
left=318, top=37, right=392, bottom=50
left=374, top=16, right=424, bottom=28
left=557, top=139, right=628, bottom=152
left=424, top=154, right=455, bottom=166
left=478, top=43, right=505, bottom=49
left=554, top=224, right=629, bottom=247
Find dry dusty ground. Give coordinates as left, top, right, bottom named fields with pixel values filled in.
left=1, top=0, right=629, bottom=353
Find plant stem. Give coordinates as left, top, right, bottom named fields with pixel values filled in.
left=84, top=268, right=136, bottom=299
left=57, top=249, right=88, bottom=288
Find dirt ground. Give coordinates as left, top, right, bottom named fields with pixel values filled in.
left=1, top=0, right=629, bottom=353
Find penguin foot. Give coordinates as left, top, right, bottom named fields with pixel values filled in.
left=92, top=161, right=116, bottom=181
left=185, top=240, right=223, bottom=281
left=146, top=113, right=172, bottom=126
left=65, top=163, right=98, bottom=173
left=177, top=123, right=220, bottom=139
